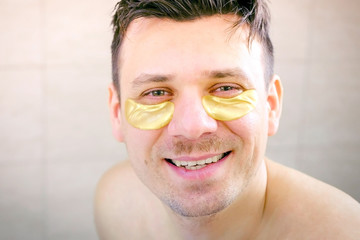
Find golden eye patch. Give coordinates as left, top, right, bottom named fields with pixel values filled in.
left=125, top=99, right=174, bottom=130
left=202, top=89, right=258, bottom=121
left=125, top=89, right=257, bottom=130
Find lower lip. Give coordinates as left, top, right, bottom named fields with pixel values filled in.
left=165, top=153, right=230, bottom=181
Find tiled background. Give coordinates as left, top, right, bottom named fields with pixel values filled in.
left=0, top=0, right=359, bottom=239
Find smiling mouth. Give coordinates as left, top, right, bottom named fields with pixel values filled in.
left=165, top=151, right=231, bottom=170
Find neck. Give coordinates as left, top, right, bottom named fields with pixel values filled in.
left=165, top=160, right=268, bottom=240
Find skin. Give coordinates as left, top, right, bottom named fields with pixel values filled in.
left=95, top=15, right=360, bottom=239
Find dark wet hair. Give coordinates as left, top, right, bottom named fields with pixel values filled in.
left=111, top=0, right=273, bottom=94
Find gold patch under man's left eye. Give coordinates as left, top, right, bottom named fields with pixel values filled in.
left=202, top=89, right=258, bottom=121
left=125, top=99, right=174, bottom=130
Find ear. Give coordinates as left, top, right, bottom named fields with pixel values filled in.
left=108, top=83, right=124, bottom=142
left=267, top=75, right=283, bottom=136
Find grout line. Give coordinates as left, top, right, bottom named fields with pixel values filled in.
left=39, top=0, right=48, bottom=239
left=294, top=0, right=315, bottom=171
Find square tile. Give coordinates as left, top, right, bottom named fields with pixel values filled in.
left=46, top=66, right=127, bottom=163
left=0, top=0, right=43, bottom=65
left=0, top=165, right=45, bottom=240
left=300, top=62, right=360, bottom=145
left=46, top=162, right=114, bottom=240
left=266, top=144, right=297, bottom=168
left=310, top=0, right=360, bottom=61
left=45, top=0, right=118, bottom=65
left=296, top=144, right=360, bottom=202
left=270, top=0, right=312, bottom=61
left=270, top=60, right=308, bottom=146
left=0, top=69, right=43, bottom=164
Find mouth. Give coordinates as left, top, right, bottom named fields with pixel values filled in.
left=165, top=151, right=231, bottom=170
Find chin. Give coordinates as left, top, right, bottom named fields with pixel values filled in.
left=170, top=202, right=230, bottom=218
left=161, top=186, right=239, bottom=218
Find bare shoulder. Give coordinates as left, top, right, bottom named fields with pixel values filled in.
left=264, top=159, right=360, bottom=239
left=94, top=160, right=169, bottom=239
left=94, top=160, right=141, bottom=239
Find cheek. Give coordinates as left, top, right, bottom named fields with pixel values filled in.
left=225, top=107, right=269, bottom=157
left=122, top=124, right=165, bottom=175
left=225, top=112, right=268, bottom=170
left=224, top=92, right=268, bottom=137
left=121, top=111, right=156, bottom=154
left=123, top=130, right=155, bottom=181
left=226, top=113, right=262, bottom=140
left=124, top=128, right=161, bottom=157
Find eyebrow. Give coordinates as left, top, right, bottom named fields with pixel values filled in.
left=131, top=68, right=250, bottom=89
left=132, top=73, right=173, bottom=89
left=203, top=68, right=250, bottom=81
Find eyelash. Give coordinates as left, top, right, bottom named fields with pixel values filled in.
left=210, top=83, right=243, bottom=93
left=142, top=88, right=172, bottom=97
left=215, top=86, right=239, bottom=91
left=140, top=83, right=242, bottom=100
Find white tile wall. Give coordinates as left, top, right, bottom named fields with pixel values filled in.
left=0, top=165, right=45, bottom=240
left=45, top=65, right=124, bottom=164
left=45, top=0, right=116, bottom=65
left=0, top=0, right=44, bottom=65
left=266, top=144, right=298, bottom=167
left=270, top=0, right=312, bottom=60
left=310, top=0, right=360, bottom=61
left=296, top=144, right=360, bottom=200
left=268, top=60, right=308, bottom=146
left=300, top=62, right=360, bottom=145
left=0, top=69, right=43, bottom=164
left=269, top=0, right=360, bottom=204
left=46, top=162, right=111, bottom=240
left=0, top=0, right=359, bottom=239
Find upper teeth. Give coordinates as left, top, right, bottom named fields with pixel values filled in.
left=172, top=153, right=224, bottom=169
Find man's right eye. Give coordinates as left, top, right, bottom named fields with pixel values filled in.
left=145, top=89, right=167, bottom=97
left=139, top=88, right=173, bottom=104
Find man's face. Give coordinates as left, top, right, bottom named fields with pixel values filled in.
left=111, top=15, right=280, bottom=217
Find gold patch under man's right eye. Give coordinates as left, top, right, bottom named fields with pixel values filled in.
left=202, top=89, right=258, bottom=121
left=125, top=99, right=174, bottom=130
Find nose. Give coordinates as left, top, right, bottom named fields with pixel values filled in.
left=167, top=94, right=218, bottom=140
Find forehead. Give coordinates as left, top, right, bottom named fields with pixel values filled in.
left=118, top=15, right=264, bottom=94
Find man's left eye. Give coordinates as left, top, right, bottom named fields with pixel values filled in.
left=211, top=84, right=243, bottom=98
left=150, top=90, right=166, bottom=96
left=214, top=85, right=241, bottom=93
left=144, top=89, right=168, bottom=97
left=219, top=86, right=235, bottom=91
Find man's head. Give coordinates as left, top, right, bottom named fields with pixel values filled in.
left=111, top=0, right=274, bottom=96
left=108, top=0, right=282, bottom=218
